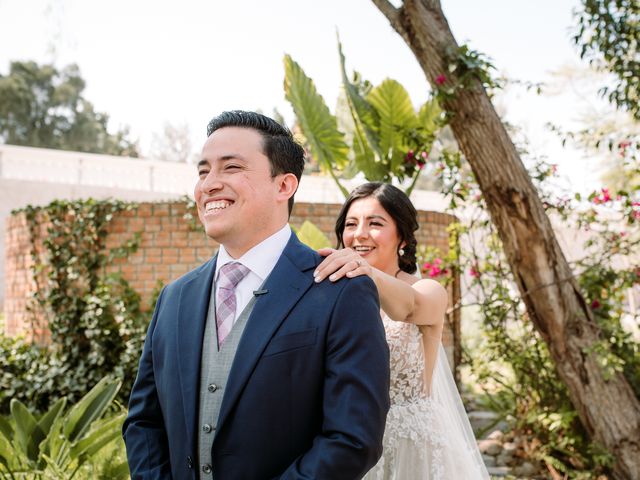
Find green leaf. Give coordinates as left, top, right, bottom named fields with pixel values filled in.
left=367, top=78, right=417, bottom=172
left=418, top=98, right=442, bottom=133
left=70, top=413, right=125, bottom=460
left=0, top=432, right=18, bottom=472
left=0, top=417, right=12, bottom=443
left=35, top=398, right=67, bottom=469
left=39, top=413, right=66, bottom=469
left=337, top=39, right=380, bottom=143
left=63, top=377, right=121, bottom=443
left=337, top=38, right=386, bottom=180
left=106, top=460, right=132, bottom=480
left=10, top=399, right=39, bottom=463
left=36, top=398, right=66, bottom=438
left=283, top=54, right=350, bottom=177
left=368, top=79, right=417, bottom=148
left=294, top=221, right=332, bottom=250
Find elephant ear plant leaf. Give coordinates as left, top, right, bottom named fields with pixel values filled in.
left=0, top=376, right=126, bottom=479
left=285, top=36, right=444, bottom=198
left=367, top=78, right=418, bottom=174
left=284, top=54, right=350, bottom=197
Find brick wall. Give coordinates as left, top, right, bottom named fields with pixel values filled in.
left=4, top=200, right=459, bottom=364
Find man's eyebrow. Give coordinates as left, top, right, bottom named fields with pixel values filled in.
left=197, top=159, right=208, bottom=168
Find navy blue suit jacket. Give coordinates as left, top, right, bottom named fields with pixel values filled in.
left=123, top=234, right=390, bottom=479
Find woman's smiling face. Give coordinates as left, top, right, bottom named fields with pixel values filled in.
left=342, top=196, right=404, bottom=275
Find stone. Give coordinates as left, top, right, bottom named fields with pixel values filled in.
left=513, top=461, right=539, bottom=477
left=482, top=454, right=496, bottom=467
left=487, top=429, right=504, bottom=441
left=502, top=441, right=517, bottom=455
left=496, top=452, right=516, bottom=467
left=478, top=439, right=503, bottom=456
left=486, top=466, right=511, bottom=477
left=468, top=410, right=499, bottom=435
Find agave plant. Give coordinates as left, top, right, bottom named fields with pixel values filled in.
left=0, top=376, right=128, bottom=479
left=284, top=37, right=444, bottom=198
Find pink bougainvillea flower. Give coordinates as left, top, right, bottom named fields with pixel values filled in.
left=435, top=74, right=446, bottom=86
left=592, top=188, right=612, bottom=204
left=470, top=266, right=480, bottom=278
left=423, top=258, right=447, bottom=278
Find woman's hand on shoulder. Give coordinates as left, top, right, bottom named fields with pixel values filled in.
left=314, top=248, right=372, bottom=283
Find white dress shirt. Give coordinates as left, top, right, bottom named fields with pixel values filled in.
left=214, top=224, right=292, bottom=322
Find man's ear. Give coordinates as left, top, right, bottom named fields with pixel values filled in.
left=277, top=173, right=299, bottom=202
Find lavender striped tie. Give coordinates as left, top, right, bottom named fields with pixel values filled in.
left=216, top=262, right=250, bottom=348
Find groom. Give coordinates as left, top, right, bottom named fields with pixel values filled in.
left=123, top=110, right=390, bottom=479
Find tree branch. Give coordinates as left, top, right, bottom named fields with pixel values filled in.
left=370, top=0, right=402, bottom=32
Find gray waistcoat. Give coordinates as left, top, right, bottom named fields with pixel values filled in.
left=197, top=286, right=257, bottom=477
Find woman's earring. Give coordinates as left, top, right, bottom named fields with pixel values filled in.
left=398, top=248, right=405, bottom=257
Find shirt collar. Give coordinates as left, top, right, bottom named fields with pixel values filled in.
left=215, top=224, right=292, bottom=282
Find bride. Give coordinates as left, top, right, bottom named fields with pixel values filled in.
left=314, top=182, right=489, bottom=479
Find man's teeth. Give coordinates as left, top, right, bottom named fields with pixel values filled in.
left=205, top=201, right=230, bottom=212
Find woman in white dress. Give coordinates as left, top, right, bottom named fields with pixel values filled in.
left=314, top=182, right=489, bottom=480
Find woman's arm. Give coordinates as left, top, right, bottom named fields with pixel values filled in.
left=315, top=248, right=448, bottom=326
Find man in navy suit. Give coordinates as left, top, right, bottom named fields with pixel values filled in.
left=123, top=110, right=390, bottom=479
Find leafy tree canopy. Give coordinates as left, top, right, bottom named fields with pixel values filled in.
left=574, top=0, right=640, bottom=119
left=0, top=60, right=139, bottom=156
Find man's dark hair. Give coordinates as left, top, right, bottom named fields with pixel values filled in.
left=335, top=182, right=419, bottom=274
left=206, top=110, right=305, bottom=214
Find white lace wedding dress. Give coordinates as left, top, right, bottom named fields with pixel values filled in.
left=364, top=317, right=489, bottom=480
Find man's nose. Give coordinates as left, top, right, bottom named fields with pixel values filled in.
left=200, top=171, right=223, bottom=193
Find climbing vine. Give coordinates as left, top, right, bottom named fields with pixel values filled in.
left=1, top=199, right=146, bottom=411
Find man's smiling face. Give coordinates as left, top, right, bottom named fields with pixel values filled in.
left=195, top=126, right=282, bottom=257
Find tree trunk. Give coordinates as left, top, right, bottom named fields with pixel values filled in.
left=370, top=1, right=640, bottom=478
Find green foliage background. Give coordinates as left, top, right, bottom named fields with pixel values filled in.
left=0, top=199, right=147, bottom=413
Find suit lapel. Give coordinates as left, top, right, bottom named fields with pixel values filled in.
left=215, top=235, right=316, bottom=434
left=177, top=256, right=216, bottom=451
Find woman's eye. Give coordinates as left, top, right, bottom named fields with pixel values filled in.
left=345, top=222, right=357, bottom=228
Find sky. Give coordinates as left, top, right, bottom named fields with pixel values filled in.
left=0, top=0, right=605, bottom=192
